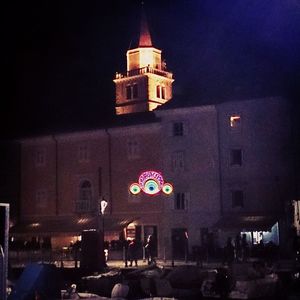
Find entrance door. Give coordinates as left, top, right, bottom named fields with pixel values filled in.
left=172, top=228, right=188, bottom=260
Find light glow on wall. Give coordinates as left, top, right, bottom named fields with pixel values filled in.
left=130, top=170, right=173, bottom=195
left=139, top=48, right=159, bottom=69
left=129, top=183, right=141, bottom=195
left=162, top=183, right=173, bottom=195
left=230, top=115, right=241, bottom=128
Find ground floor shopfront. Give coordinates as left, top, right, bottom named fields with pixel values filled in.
left=10, top=212, right=285, bottom=264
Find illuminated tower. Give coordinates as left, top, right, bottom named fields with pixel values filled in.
left=114, top=7, right=174, bottom=115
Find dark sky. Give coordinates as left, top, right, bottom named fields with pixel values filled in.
left=2, top=0, right=300, bottom=138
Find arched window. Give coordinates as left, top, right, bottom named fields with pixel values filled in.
left=156, top=85, right=161, bottom=98
left=76, top=180, right=92, bottom=212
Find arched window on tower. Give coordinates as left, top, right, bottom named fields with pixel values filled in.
left=76, top=180, right=93, bottom=212
left=161, top=86, right=166, bottom=99
left=126, top=85, right=132, bottom=100
left=126, top=84, right=138, bottom=99
left=156, top=85, right=161, bottom=98
left=156, top=85, right=166, bottom=99
left=133, top=83, right=138, bottom=98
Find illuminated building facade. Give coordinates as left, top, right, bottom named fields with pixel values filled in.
left=114, top=9, right=174, bottom=115
left=11, top=10, right=294, bottom=260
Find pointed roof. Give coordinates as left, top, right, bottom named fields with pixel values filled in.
left=138, top=4, right=152, bottom=47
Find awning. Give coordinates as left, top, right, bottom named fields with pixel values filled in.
left=10, top=215, right=138, bottom=237
left=214, top=214, right=278, bottom=232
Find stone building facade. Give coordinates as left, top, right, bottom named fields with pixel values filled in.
left=11, top=9, right=294, bottom=260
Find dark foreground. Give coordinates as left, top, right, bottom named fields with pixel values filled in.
left=7, top=260, right=300, bottom=300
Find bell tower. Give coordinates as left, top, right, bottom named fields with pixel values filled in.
left=114, top=7, right=174, bottom=115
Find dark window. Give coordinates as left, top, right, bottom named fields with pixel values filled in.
left=127, top=140, right=140, bottom=159
left=77, top=180, right=92, bottom=212
left=230, top=149, right=242, bottom=166
left=133, top=84, right=138, bottom=98
left=78, top=145, right=89, bottom=162
left=175, top=193, right=186, bottom=210
left=172, top=151, right=185, bottom=172
left=35, top=148, right=46, bottom=166
left=161, top=86, right=166, bottom=99
left=126, top=86, right=131, bottom=99
left=231, top=190, right=244, bottom=208
left=173, top=122, right=183, bottom=136
left=36, top=189, right=47, bottom=208
left=156, top=85, right=161, bottom=98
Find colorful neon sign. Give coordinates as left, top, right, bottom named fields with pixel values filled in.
left=130, top=170, right=173, bottom=195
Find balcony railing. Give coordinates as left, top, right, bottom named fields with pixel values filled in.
left=115, top=66, right=173, bottom=79
left=75, top=201, right=93, bottom=213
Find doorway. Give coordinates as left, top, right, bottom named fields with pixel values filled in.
left=171, top=228, right=188, bottom=260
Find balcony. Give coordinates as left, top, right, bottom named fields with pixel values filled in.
left=115, top=66, right=173, bottom=80
left=75, top=201, right=93, bottom=213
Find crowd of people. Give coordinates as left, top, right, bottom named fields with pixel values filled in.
left=222, top=234, right=280, bottom=265
left=124, top=234, right=156, bottom=267
left=222, top=234, right=249, bottom=265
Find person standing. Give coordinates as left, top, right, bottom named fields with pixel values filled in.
left=223, top=237, right=235, bottom=265
left=235, top=233, right=242, bottom=262
left=128, top=238, right=138, bottom=267
left=241, top=234, right=249, bottom=262
left=123, top=238, right=130, bottom=267
left=145, top=235, right=156, bottom=265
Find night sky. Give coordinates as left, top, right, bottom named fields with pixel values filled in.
left=2, top=0, right=300, bottom=138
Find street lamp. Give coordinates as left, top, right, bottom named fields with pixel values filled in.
left=99, top=197, right=108, bottom=264
left=100, top=198, right=108, bottom=240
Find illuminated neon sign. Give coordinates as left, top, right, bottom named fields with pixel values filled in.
left=130, top=170, right=173, bottom=195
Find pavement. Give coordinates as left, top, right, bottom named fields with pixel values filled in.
left=10, top=256, right=298, bottom=271
left=107, top=259, right=221, bottom=269
left=49, top=258, right=222, bottom=270
left=8, top=258, right=300, bottom=300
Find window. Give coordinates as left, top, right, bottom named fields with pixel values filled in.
left=156, top=85, right=161, bottom=98
left=36, top=189, right=47, bottom=209
left=77, top=180, right=92, bottom=212
left=156, top=85, right=166, bottom=99
left=230, top=115, right=241, bottom=128
left=35, top=148, right=46, bottom=166
left=230, top=149, right=242, bottom=166
left=172, top=151, right=185, bottom=172
left=78, top=145, right=89, bottom=162
left=174, top=192, right=189, bottom=210
left=161, top=86, right=166, bottom=99
left=127, top=140, right=140, bottom=160
left=173, top=122, right=184, bottom=136
left=126, top=84, right=138, bottom=100
left=126, top=85, right=131, bottom=99
left=231, top=190, right=244, bottom=208
left=133, top=84, right=138, bottom=98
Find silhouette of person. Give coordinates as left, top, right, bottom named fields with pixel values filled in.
left=223, top=237, right=235, bottom=265
left=128, top=238, right=138, bottom=267
left=241, top=234, right=249, bottom=261
left=145, top=235, right=156, bottom=265
left=124, top=238, right=130, bottom=267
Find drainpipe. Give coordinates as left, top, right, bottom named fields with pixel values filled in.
left=105, top=129, right=113, bottom=215
left=216, top=107, right=224, bottom=217
left=52, top=135, right=59, bottom=215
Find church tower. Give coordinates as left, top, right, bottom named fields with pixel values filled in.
left=114, top=7, right=174, bottom=115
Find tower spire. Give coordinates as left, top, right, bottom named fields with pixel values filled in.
left=139, top=3, right=152, bottom=47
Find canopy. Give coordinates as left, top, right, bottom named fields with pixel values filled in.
left=10, top=215, right=137, bottom=237
left=214, top=214, right=278, bottom=232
